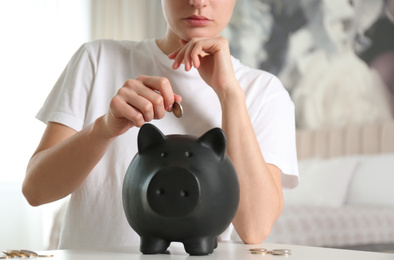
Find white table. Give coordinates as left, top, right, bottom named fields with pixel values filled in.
left=33, top=242, right=394, bottom=260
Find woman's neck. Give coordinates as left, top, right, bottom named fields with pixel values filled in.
left=156, top=29, right=182, bottom=55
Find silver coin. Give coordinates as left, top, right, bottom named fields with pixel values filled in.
left=271, top=249, right=292, bottom=255
left=273, top=249, right=291, bottom=253
left=249, top=248, right=268, bottom=252
left=251, top=251, right=269, bottom=255
left=172, top=101, right=183, bottom=118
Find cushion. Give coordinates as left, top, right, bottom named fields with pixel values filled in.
left=284, top=156, right=358, bottom=207
left=346, top=153, right=394, bottom=207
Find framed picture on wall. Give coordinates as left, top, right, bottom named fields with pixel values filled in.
left=223, top=0, right=394, bottom=129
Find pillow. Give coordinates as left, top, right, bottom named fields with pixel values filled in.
left=346, top=153, right=394, bottom=207
left=284, top=156, right=358, bottom=207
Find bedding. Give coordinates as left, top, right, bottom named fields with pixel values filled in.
left=266, top=120, right=394, bottom=251
left=283, top=156, right=358, bottom=207
left=347, top=153, right=394, bottom=207
left=265, top=205, right=394, bottom=248
left=265, top=151, right=394, bottom=251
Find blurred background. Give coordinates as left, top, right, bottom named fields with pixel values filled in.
left=0, top=0, right=393, bottom=252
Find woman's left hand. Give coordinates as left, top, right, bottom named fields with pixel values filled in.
left=168, top=36, right=238, bottom=97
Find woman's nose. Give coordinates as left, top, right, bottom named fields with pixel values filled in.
left=189, top=0, right=208, bottom=8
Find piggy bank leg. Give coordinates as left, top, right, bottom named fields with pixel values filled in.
left=140, top=236, right=170, bottom=254
left=183, top=237, right=216, bottom=255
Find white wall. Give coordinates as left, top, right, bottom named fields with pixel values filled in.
left=0, top=0, right=165, bottom=250
left=0, top=0, right=90, bottom=250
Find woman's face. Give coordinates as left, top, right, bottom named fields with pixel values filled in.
left=161, top=0, right=236, bottom=41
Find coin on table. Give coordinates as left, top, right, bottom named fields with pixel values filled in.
left=10, top=250, right=28, bottom=257
left=172, top=101, right=183, bottom=118
left=38, top=254, right=54, bottom=258
left=251, top=251, right=270, bottom=255
left=11, top=250, right=24, bottom=257
left=249, top=248, right=268, bottom=252
left=0, top=254, right=13, bottom=259
left=1, top=251, right=12, bottom=257
left=20, top=249, right=38, bottom=257
left=249, top=248, right=269, bottom=255
left=271, top=249, right=292, bottom=255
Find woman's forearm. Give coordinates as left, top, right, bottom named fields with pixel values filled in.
left=23, top=116, right=115, bottom=206
left=219, top=85, right=283, bottom=244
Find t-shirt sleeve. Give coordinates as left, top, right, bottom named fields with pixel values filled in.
left=36, top=43, right=95, bottom=132
left=252, top=76, right=299, bottom=190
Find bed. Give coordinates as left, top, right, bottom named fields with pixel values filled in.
left=264, top=120, right=394, bottom=252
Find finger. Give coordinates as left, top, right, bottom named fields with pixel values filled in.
left=128, top=94, right=156, bottom=122
left=180, top=39, right=188, bottom=46
left=173, top=47, right=187, bottom=70
left=137, top=75, right=176, bottom=112
left=191, top=43, right=204, bottom=69
left=168, top=48, right=181, bottom=60
left=112, top=95, right=146, bottom=128
left=183, top=42, right=195, bottom=71
left=121, top=80, right=167, bottom=120
left=117, top=87, right=156, bottom=123
left=174, top=94, right=183, bottom=103
left=142, top=91, right=166, bottom=120
left=173, top=39, right=193, bottom=70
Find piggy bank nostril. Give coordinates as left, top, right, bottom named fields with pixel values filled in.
left=185, top=151, right=193, bottom=157
left=160, top=152, right=168, bottom=158
left=180, top=190, right=189, bottom=197
left=156, top=189, right=164, bottom=195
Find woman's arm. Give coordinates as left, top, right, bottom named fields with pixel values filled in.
left=23, top=118, right=114, bottom=206
left=220, top=85, right=283, bottom=244
left=169, top=36, right=284, bottom=244
left=23, top=76, right=181, bottom=206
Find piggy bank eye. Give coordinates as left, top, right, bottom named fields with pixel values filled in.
left=185, top=151, right=193, bottom=158
left=160, top=152, right=168, bottom=158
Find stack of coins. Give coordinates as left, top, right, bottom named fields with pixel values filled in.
left=1, top=250, right=53, bottom=259
left=249, top=248, right=292, bottom=256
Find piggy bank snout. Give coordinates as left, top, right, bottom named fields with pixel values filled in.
left=147, top=166, right=200, bottom=217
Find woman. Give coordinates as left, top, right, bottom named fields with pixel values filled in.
left=23, top=0, right=298, bottom=249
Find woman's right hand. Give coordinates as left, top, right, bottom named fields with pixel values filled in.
left=103, top=75, right=182, bottom=137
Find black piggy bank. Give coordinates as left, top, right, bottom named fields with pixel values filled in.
left=122, top=123, right=239, bottom=255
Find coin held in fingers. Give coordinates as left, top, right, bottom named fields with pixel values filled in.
left=172, top=101, right=183, bottom=118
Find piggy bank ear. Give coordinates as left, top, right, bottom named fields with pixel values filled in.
left=138, top=124, right=166, bottom=154
left=198, top=128, right=227, bottom=159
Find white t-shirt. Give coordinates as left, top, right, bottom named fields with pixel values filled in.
left=37, top=39, right=299, bottom=249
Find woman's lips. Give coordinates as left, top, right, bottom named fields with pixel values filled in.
left=184, top=15, right=211, bottom=26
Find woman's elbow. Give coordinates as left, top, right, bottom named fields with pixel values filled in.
left=22, top=180, right=42, bottom=207
left=240, top=227, right=271, bottom=245
left=238, top=208, right=282, bottom=244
